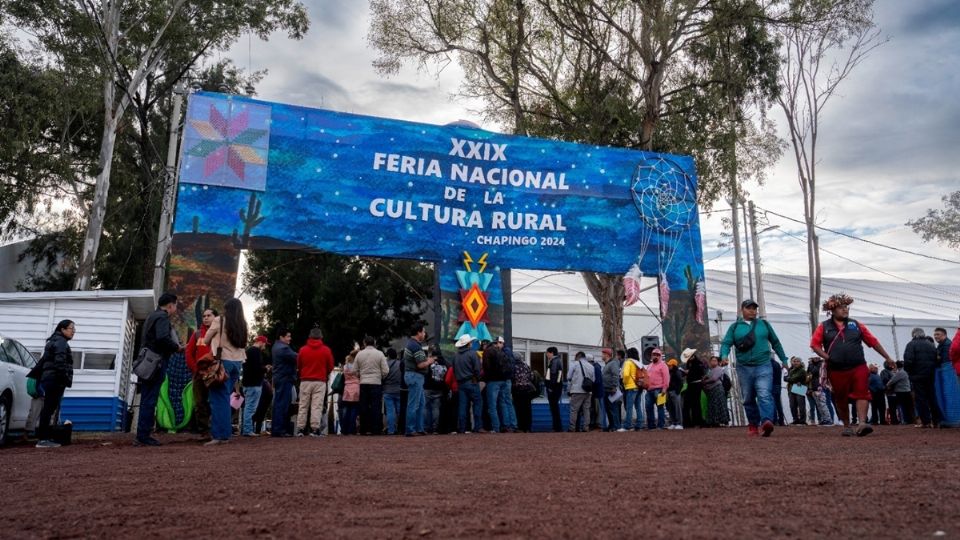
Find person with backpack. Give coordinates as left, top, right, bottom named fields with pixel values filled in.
left=811, top=293, right=895, bottom=437
left=621, top=347, right=645, bottom=431
left=511, top=351, right=538, bottom=432
left=424, top=346, right=450, bottom=434
left=567, top=352, right=595, bottom=432
left=720, top=299, right=789, bottom=438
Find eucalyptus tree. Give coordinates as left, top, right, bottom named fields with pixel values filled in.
left=775, top=0, right=884, bottom=331
left=3, top=0, right=309, bottom=290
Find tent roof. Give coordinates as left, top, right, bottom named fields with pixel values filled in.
left=510, top=269, right=960, bottom=322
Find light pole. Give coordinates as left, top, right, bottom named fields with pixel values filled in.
left=152, top=79, right=190, bottom=301
left=748, top=200, right=779, bottom=319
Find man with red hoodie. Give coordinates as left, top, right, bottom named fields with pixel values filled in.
left=296, top=328, right=334, bottom=436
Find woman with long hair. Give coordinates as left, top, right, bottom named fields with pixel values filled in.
left=203, top=298, right=248, bottom=445
left=34, top=320, right=75, bottom=448
left=185, top=307, right=217, bottom=435
left=339, top=349, right=361, bottom=435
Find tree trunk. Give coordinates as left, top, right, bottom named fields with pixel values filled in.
left=582, top=272, right=625, bottom=349
left=74, top=86, right=118, bottom=290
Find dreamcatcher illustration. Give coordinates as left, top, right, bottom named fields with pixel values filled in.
left=625, top=156, right=704, bottom=322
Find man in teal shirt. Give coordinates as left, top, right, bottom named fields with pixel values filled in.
left=720, top=299, right=789, bottom=437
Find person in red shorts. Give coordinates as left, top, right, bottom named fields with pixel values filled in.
left=810, top=293, right=894, bottom=437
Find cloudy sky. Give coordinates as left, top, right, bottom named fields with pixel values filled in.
left=224, top=0, right=960, bottom=301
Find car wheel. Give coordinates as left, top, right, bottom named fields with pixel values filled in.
left=0, top=397, right=9, bottom=446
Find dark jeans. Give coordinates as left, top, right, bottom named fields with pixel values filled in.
left=895, top=391, right=915, bottom=425
left=359, top=384, right=384, bottom=435
left=682, top=384, right=704, bottom=427
left=772, top=386, right=786, bottom=425
left=788, top=392, right=806, bottom=424
left=458, top=382, right=483, bottom=433
left=912, top=376, right=939, bottom=426
left=604, top=394, right=622, bottom=430
left=513, top=390, right=534, bottom=432
left=547, top=386, right=563, bottom=432
left=37, top=379, right=65, bottom=441
left=271, top=378, right=294, bottom=436
left=424, top=389, right=444, bottom=433
left=191, top=371, right=210, bottom=433
left=137, top=371, right=164, bottom=440
left=340, top=401, right=359, bottom=434
left=870, top=390, right=886, bottom=425
left=254, top=380, right=273, bottom=433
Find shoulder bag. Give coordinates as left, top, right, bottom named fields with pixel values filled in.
left=579, top=361, right=593, bottom=392
left=132, top=316, right=164, bottom=380
left=197, top=316, right=228, bottom=387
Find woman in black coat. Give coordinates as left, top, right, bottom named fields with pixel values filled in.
left=35, top=320, right=75, bottom=448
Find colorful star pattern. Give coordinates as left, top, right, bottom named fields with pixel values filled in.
left=180, top=95, right=270, bottom=191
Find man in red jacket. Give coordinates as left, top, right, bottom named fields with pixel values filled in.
left=296, top=328, right=334, bottom=436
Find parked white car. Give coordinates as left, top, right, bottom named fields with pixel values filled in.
left=0, top=333, right=38, bottom=445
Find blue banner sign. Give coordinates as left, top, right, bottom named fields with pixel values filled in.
left=174, top=92, right=704, bottom=281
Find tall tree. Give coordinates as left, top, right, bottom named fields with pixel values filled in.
left=369, top=0, right=783, bottom=350
left=775, top=0, right=884, bottom=331
left=907, top=191, right=960, bottom=251
left=243, top=251, right=434, bottom=360
left=4, top=0, right=309, bottom=290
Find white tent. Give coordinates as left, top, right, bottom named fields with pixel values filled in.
left=510, top=268, right=960, bottom=362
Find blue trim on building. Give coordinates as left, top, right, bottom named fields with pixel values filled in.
left=60, top=396, right=126, bottom=431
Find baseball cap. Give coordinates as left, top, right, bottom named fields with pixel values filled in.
left=741, top=299, right=759, bottom=308
left=254, top=335, right=269, bottom=344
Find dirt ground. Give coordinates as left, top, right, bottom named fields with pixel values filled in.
left=1, top=425, right=958, bottom=539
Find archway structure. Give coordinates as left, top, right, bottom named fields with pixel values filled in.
left=168, top=92, right=709, bottom=358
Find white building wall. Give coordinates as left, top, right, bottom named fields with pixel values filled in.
left=0, top=297, right=130, bottom=399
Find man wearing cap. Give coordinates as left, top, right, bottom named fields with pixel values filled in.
left=811, top=293, right=894, bottom=436
left=240, top=335, right=269, bottom=436
left=453, top=334, right=483, bottom=433
left=545, top=346, right=563, bottom=432
left=644, top=348, right=670, bottom=430
left=720, top=299, right=789, bottom=437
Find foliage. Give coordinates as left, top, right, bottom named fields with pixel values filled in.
left=1, top=0, right=309, bottom=289
left=907, top=191, right=960, bottom=251
left=243, top=251, right=434, bottom=361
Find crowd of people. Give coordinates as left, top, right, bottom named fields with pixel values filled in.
left=24, top=291, right=960, bottom=448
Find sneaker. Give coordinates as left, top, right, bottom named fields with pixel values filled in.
left=673, top=425, right=684, bottom=430
left=747, top=425, right=759, bottom=437
left=36, top=440, right=61, bottom=448
left=616, top=428, right=628, bottom=432
left=203, top=439, right=229, bottom=446
left=856, top=426, right=874, bottom=437
left=134, top=437, right=161, bottom=447
left=310, top=430, right=325, bottom=437
left=841, top=428, right=855, bottom=437
left=295, top=432, right=305, bottom=437
left=819, top=421, right=833, bottom=427
left=761, top=420, right=774, bottom=437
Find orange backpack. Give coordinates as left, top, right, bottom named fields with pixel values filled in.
left=632, top=360, right=649, bottom=389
